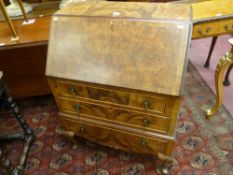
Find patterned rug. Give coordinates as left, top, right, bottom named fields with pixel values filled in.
left=0, top=63, right=232, bottom=175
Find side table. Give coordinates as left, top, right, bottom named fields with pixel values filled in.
left=0, top=71, right=35, bottom=175
left=206, top=38, right=233, bottom=118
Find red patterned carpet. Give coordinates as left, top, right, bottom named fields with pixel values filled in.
left=0, top=63, right=232, bottom=175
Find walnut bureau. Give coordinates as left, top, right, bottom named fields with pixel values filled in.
left=46, top=2, right=192, bottom=173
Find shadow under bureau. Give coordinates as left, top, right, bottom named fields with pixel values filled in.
left=46, top=1, right=192, bottom=174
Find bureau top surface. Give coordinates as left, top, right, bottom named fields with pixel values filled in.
left=46, top=1, right=192, bottom=96
left=55, top=1, right=191, bottom=21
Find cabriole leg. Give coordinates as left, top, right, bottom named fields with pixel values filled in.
left=206, top=39, right=233, bottom=118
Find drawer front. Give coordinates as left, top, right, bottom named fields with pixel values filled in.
left=58, top=80, right=166, bottom=114
left=193, top=18, right=233, bottom=39
left=61, top=116, right=174, bottom=156
left=58, top=97, right=170, bottom=134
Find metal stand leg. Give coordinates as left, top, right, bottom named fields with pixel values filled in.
left=204, top=36, right=218, bottom=68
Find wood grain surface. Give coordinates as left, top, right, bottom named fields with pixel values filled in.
left=0, top=16, right=51, bottom=48
left=192, top=18, right=233, bottom=39
left=57, top=96, right=171, bottom=134
left=56, top=1, right=191, bottom=21
left=48, top=77, right=179, bottom=156
left=191, top=0, right=233, bottom=39
left=46, top=2, right=192, bottom=96
left=60, top=113, right=175, bottom=156
left=58, top=80, right=167, bottom=114
left=2, top=0, right=232, bottom=98
left=0, top=45, right=50, bottom=97
left=46, top=2, right=190, bottom=158
left=48, top=78, right=180, bottom=117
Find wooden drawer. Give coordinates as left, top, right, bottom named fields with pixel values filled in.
left=192, top=18, right=233, bottom=39
left=60, top=115, right=174, bottom=156
left=57, top=97, right=171, bottom=134
left=57, top=80, right=167, bottom=114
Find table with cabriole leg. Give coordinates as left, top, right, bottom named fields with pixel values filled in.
left=0, top=71, right=35, bottom=175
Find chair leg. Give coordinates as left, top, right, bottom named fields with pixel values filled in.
left=223, top=63, right=233, bottom=86
left=0, top=149, right=21, bottom=175
left=1, top=80, right=35, bottom=173
left=2, top=86, right=34, bottom=136
left=204, top=36, right=218, bottom=68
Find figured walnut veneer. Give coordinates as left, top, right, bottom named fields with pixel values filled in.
left=48, top=78, right=180, bottom=136
left=46, top=2, right=192, bottom=168
left=46, top=2, right=192, bottom=96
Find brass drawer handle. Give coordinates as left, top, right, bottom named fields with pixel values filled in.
left=198, top=27, right=211, bottom=36
left=69, top=86, right=77, bottom=96
left=224, top=24, right=232, bottom=31
left=143, top=100, right=150, bottom=111
left=140, top=139, right=148, bottom=148
left=143, top=118, right=151, bottom=127
left=73, top=104, right=81, bottom=114
left=80, top=126, right=86, bottom=133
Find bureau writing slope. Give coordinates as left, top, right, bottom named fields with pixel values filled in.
left=46, top=1, right=192, bottom=174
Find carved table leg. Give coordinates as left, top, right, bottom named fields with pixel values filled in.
left=206, top=39, right=233, bottom=119
left=223, top=63, right=233, bottom=86
left=204, top=36, right=218, bottom=68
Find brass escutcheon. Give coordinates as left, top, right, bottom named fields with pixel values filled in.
left=140, top=139, right=148, bottom=148
left=143, top=118, right=151, bottom=126
left=80, top=126, right=86, bottom=133
left=224, top=24, right=232, bottom=31
left=73, top=104, right=81, bottom=115
left=69, top=86, right=77, bottom=96
left=143, top=100, right=150, bottom=111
